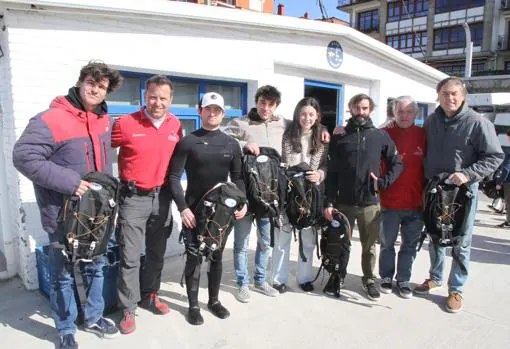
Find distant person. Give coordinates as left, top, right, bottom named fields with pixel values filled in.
left=495, top=128, right=510, bottom=227
left=379, top=98, right=396, bottom=128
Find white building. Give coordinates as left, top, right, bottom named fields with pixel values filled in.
left=0, top=0, right=446, bottom=289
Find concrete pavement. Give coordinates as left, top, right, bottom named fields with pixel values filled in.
left=1, top=196, right=509, bottom=349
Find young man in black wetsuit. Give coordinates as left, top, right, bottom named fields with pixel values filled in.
left=169, top=92, right=247, bottom=325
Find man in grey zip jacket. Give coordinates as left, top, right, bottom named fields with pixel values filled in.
left=414, top=77, right=504, bottom=313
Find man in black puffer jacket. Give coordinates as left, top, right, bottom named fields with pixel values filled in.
left=324, top=93, right=403, bottom=301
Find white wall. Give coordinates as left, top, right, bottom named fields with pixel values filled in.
left=0, top=28, right=21, bottom=281
left=1, top=8, right=440, bottom=289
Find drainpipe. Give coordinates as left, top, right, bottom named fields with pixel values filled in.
left=463, top=22, right=473, bottom=78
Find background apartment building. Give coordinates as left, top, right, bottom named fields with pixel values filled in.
left=338, top=0, right=510, bottom=77
left=175, top=0, right=274, bottom=13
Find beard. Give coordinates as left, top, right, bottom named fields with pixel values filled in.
left=351, top=114, right=368, bottom=126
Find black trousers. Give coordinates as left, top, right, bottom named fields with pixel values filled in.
left=183, top=230, right=227, bottom=309
left=117, top=186, right=173, bottom=311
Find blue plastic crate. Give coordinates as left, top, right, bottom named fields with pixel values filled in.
left=35, top=245, right=119, bottom=314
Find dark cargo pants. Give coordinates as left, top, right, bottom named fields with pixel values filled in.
left=336, top=204, right=381, bottom=285
left=117, top=186, right=173, bottom=312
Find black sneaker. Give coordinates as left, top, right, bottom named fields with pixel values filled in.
left=380, top=277, right=392, bottom=294
left=207, top=301, right=230, bottom=319
left=396, top=281, right=413, bottom=299
left=323, top=274, right=340, bottom=298
left=59, top=334, right=78, bottom=349
left=299, top=282, right=314, bottom=292
left=84, top=317, right=120, bottom=339
left=273, top=283, right=288, bottom=294
left=187, top=307, right=204, bottom=325
left=497, top=221, right=510, bottom=228
left=362, top=282, right=381, bottom=301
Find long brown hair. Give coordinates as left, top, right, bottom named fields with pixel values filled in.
left=283, top=97, right=322, bottom=155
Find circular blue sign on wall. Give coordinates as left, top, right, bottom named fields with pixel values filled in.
left=327, top=40, right=343, bottom=69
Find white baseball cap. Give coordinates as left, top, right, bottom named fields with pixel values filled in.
left=201, top=92, right=225, bottom=110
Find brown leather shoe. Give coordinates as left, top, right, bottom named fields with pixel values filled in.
left=446, top=292, right=463, bottom=313
left=413, top=279, right=441, bottom=294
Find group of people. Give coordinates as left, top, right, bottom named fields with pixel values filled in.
left=12, top=61, right=504, bottom=349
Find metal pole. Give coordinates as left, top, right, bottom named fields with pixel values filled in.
left=462, top=22, right=473, bottom=78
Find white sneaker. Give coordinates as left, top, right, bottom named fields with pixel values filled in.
left=254, top=281, right=278, bottom=297
left=235, top=286, right=251, bottom=303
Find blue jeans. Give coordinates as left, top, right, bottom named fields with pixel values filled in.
left=48, top=230, right=105, bottom=336
left=379, top=209, right=423, bottom=282
left=427, top=182, right=479, bottom=293
left=272, top=223, right=316, bottom=286
left=233, top=215, right=271, bottom=286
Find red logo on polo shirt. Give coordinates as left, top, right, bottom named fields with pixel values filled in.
left=413, top=146, right=423, bottom=156
left=168, top=131, right=179, bottom=142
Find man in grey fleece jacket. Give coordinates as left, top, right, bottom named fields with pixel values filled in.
left=224, top=85, right=288, bottom=302
left=414, top=77, right=504, bottom=313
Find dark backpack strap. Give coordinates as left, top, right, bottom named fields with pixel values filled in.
left=269, top=218, right=275, bottom=248
left=298, top=229, right=307, bottom=262
left=315, top=226, right=321, bottom=260
left=73, top=261, right=87, bottom=310
left=416, top=229, right=427, bottom=252
left=311, top=263, right=324, bottom=283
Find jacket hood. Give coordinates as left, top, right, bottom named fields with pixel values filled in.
left=345, top=116, right=375, bottom=133
left=247, top=107, right=280, bottom=124
left=49, top=87, right=108, bottom=117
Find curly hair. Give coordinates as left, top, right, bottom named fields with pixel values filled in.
left=254, top=85, right=281, bottom=106
left=78, top=60, right=123, bottom=94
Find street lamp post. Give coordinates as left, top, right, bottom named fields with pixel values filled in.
left=462, top=22, right=473, bottom=78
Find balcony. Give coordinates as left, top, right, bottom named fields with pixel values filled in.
left=337, top=0, right=380, bottom=9
left=498, top=35, right=509, bottom=51
left=472, top=69, right=510, bottom=77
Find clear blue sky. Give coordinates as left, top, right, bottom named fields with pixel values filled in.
left=274, top=0, right=350, bottom=21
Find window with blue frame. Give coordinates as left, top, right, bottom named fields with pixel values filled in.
left=437, top=62, right=486, bottom=76
left=387, top=0, right=429, bottom=22
left=386, top=30, right=427, bottom=54
left=435, top=0, right=485, bottom=14
left=415, top=103, right=428, bottom=126
left=433, top=22, right=483, bottom=50
left=106, top=72, right=247, bottom=137
left=358, top=9, right=379, bottom=33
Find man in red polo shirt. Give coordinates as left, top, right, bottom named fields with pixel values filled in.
left=112, top=75, right=182, bottom=334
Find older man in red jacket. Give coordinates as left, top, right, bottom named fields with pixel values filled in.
left=378, top=95, right=426, bottom=299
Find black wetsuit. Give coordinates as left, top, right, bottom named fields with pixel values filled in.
left=168, top=128, right=245, bottom=320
